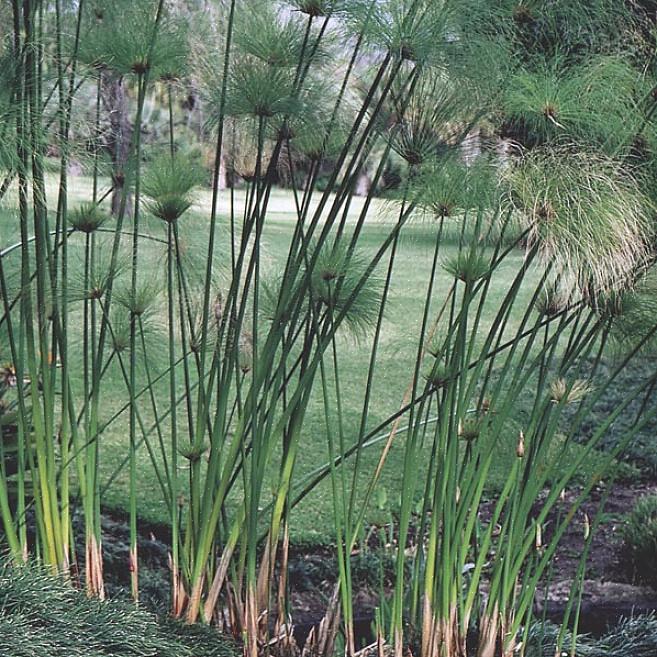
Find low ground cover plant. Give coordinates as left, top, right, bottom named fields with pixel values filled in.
left=0, top=563, right=237, bottom=657
left=525, top=616, right=657, bottom=657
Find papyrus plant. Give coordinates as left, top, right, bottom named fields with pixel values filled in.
left=0, top=4, right=656, bottom=657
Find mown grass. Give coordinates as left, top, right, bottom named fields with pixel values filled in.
left=0, top=176, right=618, bottom=544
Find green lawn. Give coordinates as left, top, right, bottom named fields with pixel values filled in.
left=0, top=176, right=615, bottom=544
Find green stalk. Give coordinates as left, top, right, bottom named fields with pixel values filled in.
left=127, top=73, right=148, bottom=602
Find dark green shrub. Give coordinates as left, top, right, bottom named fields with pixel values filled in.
left=622, top=495, right=657, bottom=588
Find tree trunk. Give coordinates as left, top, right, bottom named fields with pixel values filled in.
left=355, top=170, right=372, bottom=196
left=101, top=71, right=133, bottom=216
left=461, top=128, right=482, bottom=166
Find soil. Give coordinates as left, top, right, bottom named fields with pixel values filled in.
left=528, top=481, right=657, bottom=635
left=532, top=482, right=657, bottom=584
left=86, top=480, right=657, bottom=642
